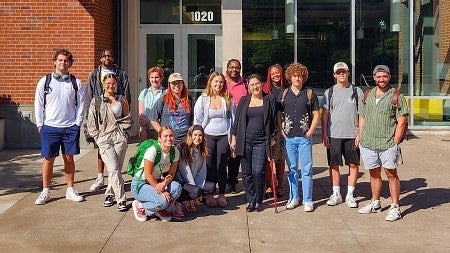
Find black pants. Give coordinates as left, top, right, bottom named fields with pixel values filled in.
left=205, top=134, right=229, bottom=194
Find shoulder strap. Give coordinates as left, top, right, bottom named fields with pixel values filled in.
left=352, top=85, right=359, bottom=111
left=153, top=142, right=162, bottom=165
left=306, top=88, right=313, bottom=105
left=169, top=146, right=176, bottom=163
left=280, top=88, right=288, bottom=104
left=392, top=89, right=401, bottom=109
left=43, top=73, right=52, bottom=108
left=70, top=74, right=78, bottom=107
left=362, top=89, right=372, bottom=104
left=93, top=96, right=102, bottom=125
left=327, top=86, right=334, bottom=110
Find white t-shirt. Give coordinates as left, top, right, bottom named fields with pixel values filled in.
left=140, top=146, right=180, bottom=180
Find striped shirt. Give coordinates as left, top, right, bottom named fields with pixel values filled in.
left=359, top=88, right=409, bottom=149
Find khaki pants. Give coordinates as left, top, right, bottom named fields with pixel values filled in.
left=97, top=130, right=128, bottom=202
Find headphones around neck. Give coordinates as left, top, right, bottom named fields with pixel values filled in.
left=53, top=72, right=70, bottom=81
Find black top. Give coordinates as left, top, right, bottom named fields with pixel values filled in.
left=278, top=87, right=319, bottom=137
left=231, top=93, right=277, bottom=156
left=246, top=106, right=265, bottom=131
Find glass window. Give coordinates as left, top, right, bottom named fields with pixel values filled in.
left=146, top=34, right=174, bottom=89
left=188, top=34, right=215, bottom=100
left=243, top=0, right=350, bottom=95
left=141, top=0, right=179, bottom=24
left=182, top=0, right=221, bottom=24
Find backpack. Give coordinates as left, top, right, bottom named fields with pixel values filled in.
left=44, top=73, right=78, bottom=108
left=127, top=139, right=176, bottom=192
left=327, top=84, right=359, bottom=111
left=362, top=88, right=408, bottom=143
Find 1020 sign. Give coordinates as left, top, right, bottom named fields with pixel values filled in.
left=190, top=11, right=214, bottom=22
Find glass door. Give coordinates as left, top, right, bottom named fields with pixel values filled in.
left=139, top=27, right=181, bottom=91
left=182, top=27, right=221, bottom=100
left=140, top=26, right=221, bottom=99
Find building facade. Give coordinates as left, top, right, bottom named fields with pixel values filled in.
left=0, top=0, right=448, bottom=149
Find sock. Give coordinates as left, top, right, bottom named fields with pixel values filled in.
left=42, top=188, right=49, bottom=194
left=97, top=173, right=103, bottom=179
left=332, top=186, right=340, bottom=196
left=372, top=199, right=380, bottom=205
left=347, top=186, right=355, bottom=197
left=67, top=187, right=74, bottom=191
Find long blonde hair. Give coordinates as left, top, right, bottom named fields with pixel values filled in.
left=204, top=72, right=232, bottom=110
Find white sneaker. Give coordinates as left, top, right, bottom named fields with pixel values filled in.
left=326, top=194, right=342, bottom=206
left=132, top=200, right=147, bottom=222
left=385, top=204, right=402, bottom=222
left=345, top=195, right=358, bottom=208
left=89, top=176, right=104, bottom=191
left=65, top=188, right=85, bottom=202
left=358, top=200, right=381, bottom=214
left=285, top=198, right=300, bottom=210
left=35, top=191, right=50, bottom=205
left=304, top=202, right=314, bottom=212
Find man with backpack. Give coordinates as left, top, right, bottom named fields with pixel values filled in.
left=357, top=65, right=409, bottom=222
left=34, top=48, right=86, bottom=205
left=278, top=62, right=320, bottom=212
left=321, top=62, right=363, bottom=208
left=86, top=49, right=131, bottom=192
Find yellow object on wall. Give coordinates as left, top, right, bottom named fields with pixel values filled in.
left=412, top=98, right=443, bottom=120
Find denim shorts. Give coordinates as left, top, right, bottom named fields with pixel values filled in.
left=40, top=124, right=80, bottom=158
left=359, top=144, right=400, bottom=170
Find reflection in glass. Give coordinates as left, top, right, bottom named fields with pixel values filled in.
left=141, top=0, right=179, bottom=24
left=146, top=34, right=174, bottom=89
left=188, top=34, right=215, bottom=100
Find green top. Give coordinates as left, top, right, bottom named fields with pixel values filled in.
left=359, top=88, right=409, bottom=149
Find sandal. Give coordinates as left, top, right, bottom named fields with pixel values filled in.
left=217, top=194, right=227, bottom=208
left=265, top=189, right=274, bottom=199
left=205, top=195, right=217, bottom=208
left=184, top=200, right=197, bottom=212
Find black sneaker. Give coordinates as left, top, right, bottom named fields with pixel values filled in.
left=118, top=201, right=127, bottom=212
left=103, top=195, right=115, bottom=207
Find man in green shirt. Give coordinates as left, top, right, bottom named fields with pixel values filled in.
left=356, top=65, right=408, bottom=222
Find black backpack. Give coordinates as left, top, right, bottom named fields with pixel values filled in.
left=43, top=73, right=78, bottom=108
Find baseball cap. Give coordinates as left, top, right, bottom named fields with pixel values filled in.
left=372, top=65, right=390, bottom=75
left=168, top=73, right=184, bottom=83
left=333, top=62, right=349, bottom=73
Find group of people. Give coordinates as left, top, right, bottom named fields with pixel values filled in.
left=34, top=48, right=409, bottom=224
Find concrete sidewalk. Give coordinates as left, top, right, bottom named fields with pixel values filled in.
left=0, top=133, right=449, bottom=253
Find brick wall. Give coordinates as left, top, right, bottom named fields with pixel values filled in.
left=0, top=0, right=115, bottom=106
left=0, top=0, right=115, bottom=149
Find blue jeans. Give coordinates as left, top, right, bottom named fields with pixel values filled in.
left=131, top=178, right=182, bottom=216
left=241, top=130, right=267, bottom=204
left=284, top=136, right=313, bottom=202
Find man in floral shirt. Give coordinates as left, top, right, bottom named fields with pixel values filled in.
left=278, top=62, right=320, bottom=212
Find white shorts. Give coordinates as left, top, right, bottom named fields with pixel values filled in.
left=359, top=144, right=401, bottom=170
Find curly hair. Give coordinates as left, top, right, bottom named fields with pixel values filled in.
left=178, top=125, right=208, bottom=165
left=204, top=72, right=232, bottom=110
left=53, top=48, right=74, bottom=66
left=285, top=62, right=309, bottom=83
left=147, top=66, right=164, bottom=79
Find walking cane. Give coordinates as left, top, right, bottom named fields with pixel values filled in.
left=269, top=150, right=278, bottom=213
